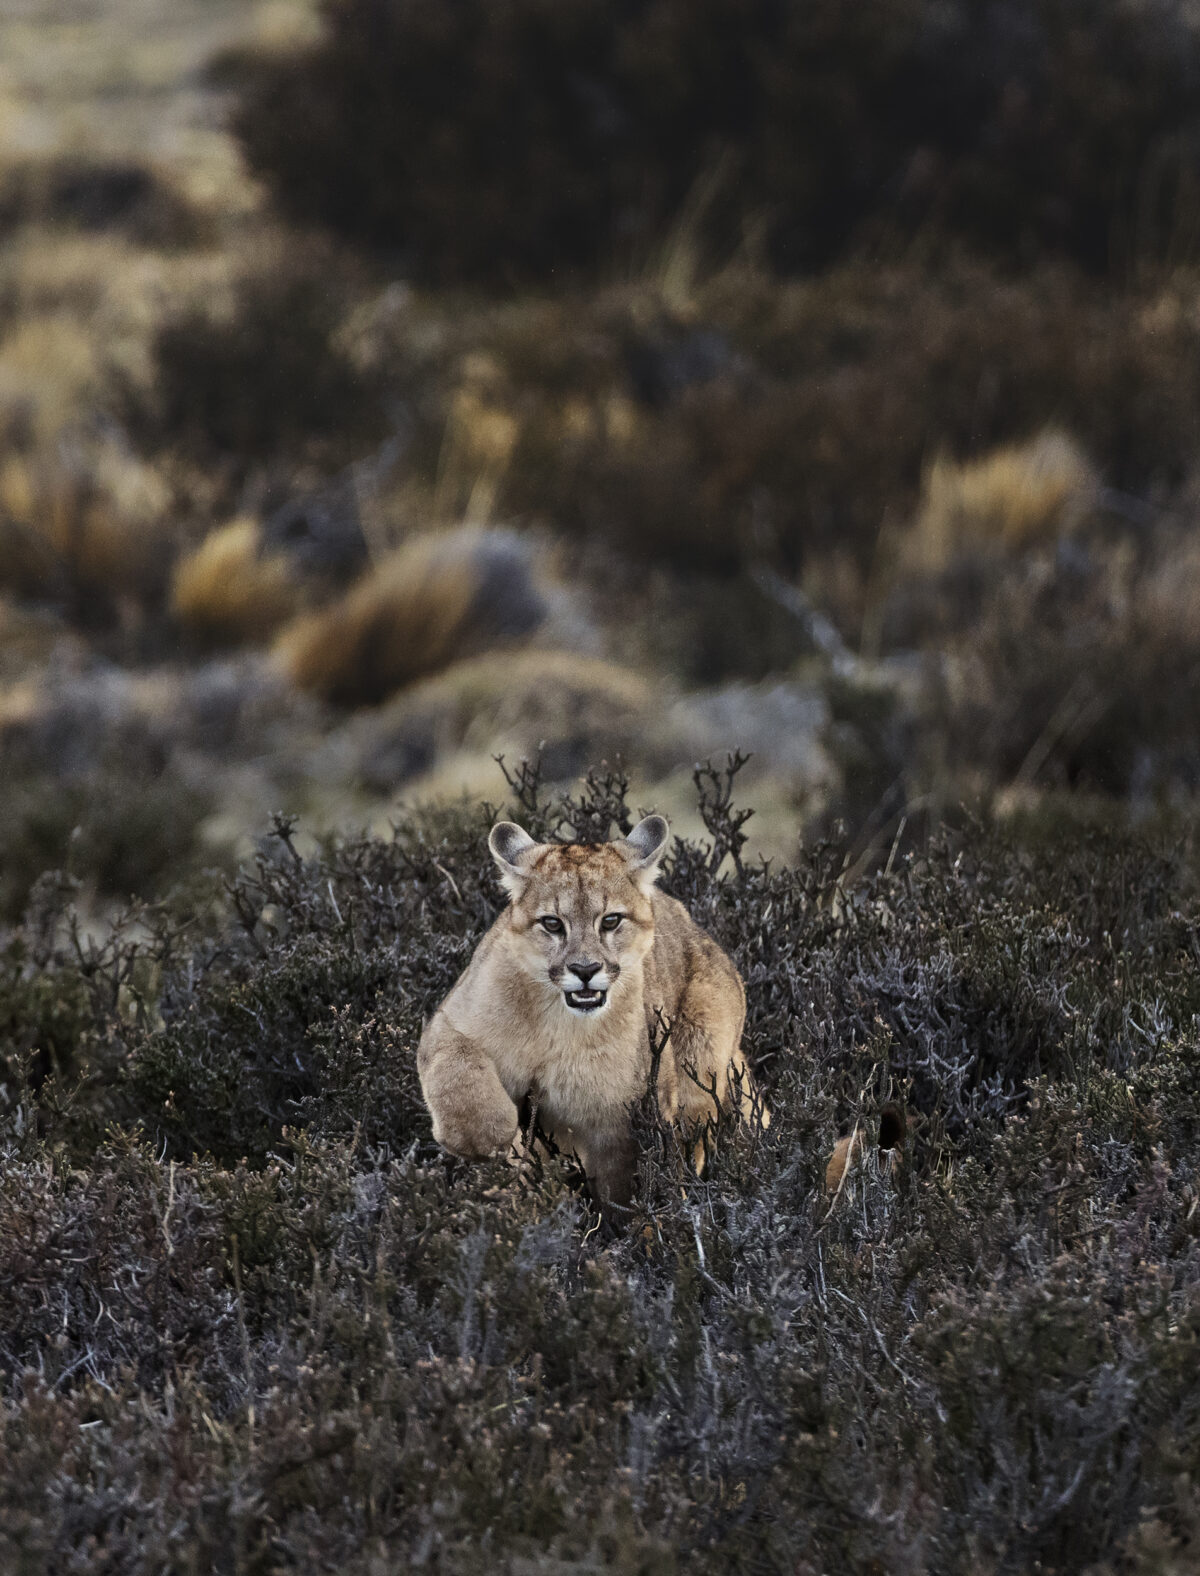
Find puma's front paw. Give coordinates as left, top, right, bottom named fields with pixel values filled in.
left=431, top=1094, right=520, bottom=1160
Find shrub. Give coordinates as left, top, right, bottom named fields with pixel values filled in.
left=232, top=0, right=1200, bottom=285
left=482, top=261, right=1200, bottom=577
left=903, top=429, right=1098, bottom=572
left=343, top=647, right=653, bottom=790
left=135, top=235, right=384, bottom=466
left=0, top=758, right=220, bottom=922
left=2, top=767, right=1200, bottom=1570
left=0, top=435, right=172, bottom=627
left=922, top=533, right=1200, bottom=799
left=0, top=156, right=203, bottom=248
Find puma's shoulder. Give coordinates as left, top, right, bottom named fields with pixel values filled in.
left=647, top=889, right=744, bottom=1008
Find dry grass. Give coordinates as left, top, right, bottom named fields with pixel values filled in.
left=924, top=531, right=1200, bottom=799
left=274, top=527, right=551, bottom=706
left=905, top=430, right=1099, bottom=572
left=170, top=516, right=302, bottom=647
left=344, top=646, right=654, bottom=789
left=391, top=646, right=651, bottom=736
left=0, top=436, right=169, bottom=620
left=433, top=354, right=523, bottom=524
left=0, top=231, right=242, bottom=469
left=0, top=0, right=317, bottom=215
left=353, top=259, right=1200, bottom=600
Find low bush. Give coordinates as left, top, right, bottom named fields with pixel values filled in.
left=903, top=429, right=1098, bottom=572
left=917, top=533, right=1200, bottom=800
left=232, top=0, right=1200, bottom=285
left=0, top=757, right=221, bottom=923
left=405, top=262, right=1200, bottom=579
left=343, top=648, right=653, bottom=790
left=0, top=435, right=172, bottom=628
left=170, top=517, right=304, bottom=648
left=2, top=763, right=1200, bottom=1570
left=0, top=156, right=203, bottom=248
left=133, top=236, right=385, bottom=467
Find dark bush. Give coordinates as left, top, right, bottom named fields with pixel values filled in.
left=408, top=262, right=1200, bottom=576
left=0, top=159, right=203, bottom=249
left=921, top=536, right=1200, bottom=800
left=232, top=0, right=1200, bottom=284
left=4, top=766, right=1200, bottom=1571
left=0, top=156, right=204, bottom=247
left=134, top=236, right=385, bottom=466
left=0, top=759, right=221, bottom=923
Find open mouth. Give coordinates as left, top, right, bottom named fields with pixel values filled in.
left=564, top=988, right=607, bottom=1013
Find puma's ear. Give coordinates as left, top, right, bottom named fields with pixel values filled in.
left=618, top=814, right=670, bottom=889
left=488, top=821, right=538, bottom=898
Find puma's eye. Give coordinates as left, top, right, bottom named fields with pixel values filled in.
left=539, top=915, right=565, bottom=935
left=600, top=912, right=624, bottom=932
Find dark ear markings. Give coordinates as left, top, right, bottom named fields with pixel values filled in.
left=488, top=821, right=540, bottom=896
left=489, top=821, right=536, bottom=868
left=622, top=814, right=670, bottom=870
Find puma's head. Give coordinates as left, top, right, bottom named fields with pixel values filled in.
left=487, top=815, right=670, bottom=1017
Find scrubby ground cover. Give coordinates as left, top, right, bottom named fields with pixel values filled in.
left=6, top=10, right=1200, bottom=1565
left=2, top=764, right=1200, bottom=1573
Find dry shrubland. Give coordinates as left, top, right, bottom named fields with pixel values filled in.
left=341, top=260, right=1200, bottom=584
left=2, top=767, right=1200, bottom=1573
left=0, top=155, right=204, bottom=249
left=0, top=434, right=172, bottom=626
left=905, top=430, right=1099, bottom=571
left=274, top=527, right=557, bottom=705
left=4, top=2, right=1200, bottom=1568
left=129, top=234, right=386, bottom=471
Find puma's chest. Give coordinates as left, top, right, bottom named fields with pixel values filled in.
left=495, top=1012, right=647, bottom=1129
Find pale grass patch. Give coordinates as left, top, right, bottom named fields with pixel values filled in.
left=0, top=435, right=169, bottom=607
left=0, top=0, right=318, bottom=209
left=907, top=429, right=1098, bottom=570
left=171, top=518, right=302, bottom=647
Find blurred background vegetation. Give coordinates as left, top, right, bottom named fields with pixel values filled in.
left=8, top=6, right=1200, bottom=1572
left=7, top=0, right=1200, bottom=920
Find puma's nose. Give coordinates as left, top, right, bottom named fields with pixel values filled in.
left=571, top=961, right=601, bottom=986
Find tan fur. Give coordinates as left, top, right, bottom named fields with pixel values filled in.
left=825, top=1103, right=907, bottom=1195
left=417, top=815, right=765, bottom=1206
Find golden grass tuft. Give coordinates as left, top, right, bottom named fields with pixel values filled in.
left=274, top=528, right=544, bottom=706
left=170, top=517, right=302, bottom=647
left=0, top=439, right=169, bottom=616
left=0, top=316, right=105, bottom=443
left=433, top=353, right=522, bottom=523
left=907, top=429, right=1098, bottom=571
